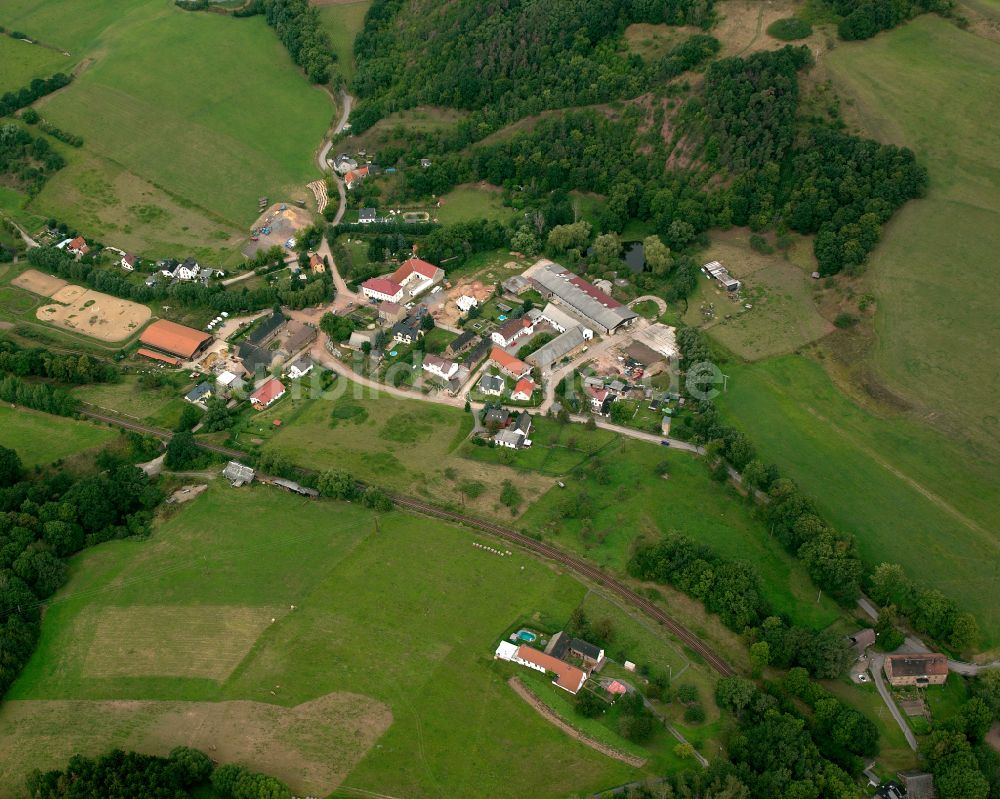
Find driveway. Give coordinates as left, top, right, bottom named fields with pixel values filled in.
left=869, top=651, right=918, bottom=751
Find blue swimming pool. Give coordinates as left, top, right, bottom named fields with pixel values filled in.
left=497, top=314, right=508, bottom=321
left=516, top=629, right=537, bottom=642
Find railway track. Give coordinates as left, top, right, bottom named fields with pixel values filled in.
left=78, top=406, right=736, bottom=676
left=390, top=494, right=736, bottom=677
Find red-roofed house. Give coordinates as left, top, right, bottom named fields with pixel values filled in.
left=361, top=277, right=404, bottom=303
left=493, top=641, right=586, bottom=694
left=309, top=253, right=326, bottom=274
left=120, top=253, right=137, bottom=271
left=345, top=166, right=369, bottom=190
left=67, top=236, right=90, bottom=256
left=587, top=386, right=610, bottom=413
left=250, top=378, right=286, bottom=410
left=511, top=378, right=536, bottom=402
left=489, top=346, right=531, bottom=379
left=491, top=316, right=534, bottom=348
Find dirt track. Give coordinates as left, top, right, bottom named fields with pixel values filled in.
left=508, top=677, right=646, bottom=767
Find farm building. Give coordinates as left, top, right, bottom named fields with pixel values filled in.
left=445, top=330, right=479, bottom=358
left=538, top=302, right=584, bottom=334
left=139, top=319, right=212, bottom=361
left=494, top=641, right=586, bottom=694
left=250, top=378, right=286, bottom=410
left=362, top=277, right=404, bottom=304
left=502, top=275, right=532, bottom=295
left=223, top=461, right=255, bottom=487
left=527, top=325, right=593, bottom=372
left=702, top=260, right=741, bottom=292
left=216, top=371, right=245, bottom=394
left=284, top=321, right=316, bottom=354
left=489, top=346, right=531, bottom=379
left=389, top=258, right=445, bottom=297
left=884, top=654, right=948, bottom=687
left=464, top=337, right=492, bottom=367
left=491, top=316, right=534, bottom=348
left=549, top=632, right=606, bottom=670
left=136, top=348, right=180, bottom=366
left=378, top=301, right=407, bottom=325
left=531, top=263, right=637, bottom=335
left=264, top=477, right=319, bottom=497
left=248, top=311, right=287, bottom=347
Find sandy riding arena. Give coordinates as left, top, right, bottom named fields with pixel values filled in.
left=14, top=269, right=151, bottom=342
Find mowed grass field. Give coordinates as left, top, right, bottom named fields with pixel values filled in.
left=251, top=379, right=554, bottom=515
left=0, top=405, right=117, bottom=467
left=0, top=36, right=72, bottom=93
left=518, top=436, right=843, bottom=632
left=4, top=0, right=332, bottom=258
left=825, top=18, right=1000, bottom=463
left=315, top=0, right=371, bottom=84
left=715, top=357, right=1000, bottom=651
left=0, top=483, right=679, bottom=798
left=436, top=185, right=514, bottom=225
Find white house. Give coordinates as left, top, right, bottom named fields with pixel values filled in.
left=287, top=357, right=314, bottom=380
left=422, top=354, right=459, bottom=381
left=359, top=208, right=377, bottom=224
left=361, top=277, right=404, bottom=304
left=171, top=258, right=201, bottom=281
left=334, top=154, right=358, bottom=174
left=511, top=378, right=535, bottom=402
left=494, top=640, right=585, bottom=693
left=456, top=295, right=478, bottom=313
left=120, top=253, right=137, bottom=271
left=491, top=316, right=534, bottom=348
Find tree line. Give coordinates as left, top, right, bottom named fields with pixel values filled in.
left=0, top=446, right=163, bottom=700
left=0, top=338, right=118, bottom=384
left=0, top=72, right=71, bottom=118
left=26, top=747, right=292, bottom=799
left=239, top=0, right=336, bottom=84
left=674, top=327, right=978, bottom=653
left=27, top=246, right=334, bottom=315
left=628, top=533, right=853, bottom=679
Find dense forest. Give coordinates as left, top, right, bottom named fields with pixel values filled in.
left=351, top=0, right=715, bottom=133
left=240, top=0, right=337, bottom=84
left=27, top=748, right=291, bottom=799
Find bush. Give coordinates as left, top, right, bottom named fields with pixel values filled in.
left=834, top=312, right=858, bottom=329
left=677, top=683, right=699, bottom=704
left=684, top=703, right=706, bottom=723
left=766, top=17, right=813, bottom=40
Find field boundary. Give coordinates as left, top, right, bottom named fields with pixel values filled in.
left=508, top=677, right=646, bottom=767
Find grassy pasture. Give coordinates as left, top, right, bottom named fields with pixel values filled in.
left=253, top=378, right=553, bottom=514
left=518, top=437, right=843, bottom=631
left=825, top=18, right=1000, bottom=465
left=714, top=356, right=1000, bottom=650
left=0, top=36, right=72, bottom=92
left=1, top=482, right=705, bottom=797
left=436, top=184, right=513, bottom=225
left=0, top=0, right=131, bottom=53
left=316, top=0, right=371, bottom=84
left=0, top=405, right=117, bottom=467
left=73, top=375, right=191, bottom=430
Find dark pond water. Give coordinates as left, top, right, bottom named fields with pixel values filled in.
left=585, top=240, right=646, bottom=273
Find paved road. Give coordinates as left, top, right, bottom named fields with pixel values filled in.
left=317, top=90, right=352, bottom=172
left=538, top=331, right=625, bottom=414
left=869, top=651, right=918, bottom=751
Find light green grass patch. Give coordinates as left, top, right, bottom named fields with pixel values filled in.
left=316, top=0, right=371, bottom=83
left=826, top=18, right=1000, bottom=462
left=6, top=483, right=644, bottom=798
left=715, top=356, right=1000, bottom=649
left=35, top=3, right=332, bottom=235
left=0, top=405, right=117, bottom=467
left=0, top=36, right=72, bottom=93
left=519, top=437, right=842, bottom=630
left=436, top=184, right=513, bottom=225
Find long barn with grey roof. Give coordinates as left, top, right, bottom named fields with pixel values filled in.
left=527, top=325, right=593, bottom=372
left=532, top=264, right=637, bottom=334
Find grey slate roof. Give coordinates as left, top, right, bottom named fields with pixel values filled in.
left=527, top=326, right=589, bottom=370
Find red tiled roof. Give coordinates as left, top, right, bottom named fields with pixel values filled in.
left=139, top=319, right=212, bottom=359
left=489, top=346, right=529, bottom=377
left=69, top=236, right=87, bottom=250
left=513, top=378, right=535, bottom=397
left=250, top=378, right=285, bottom=407
left=122, top=254, right=137, bottom=266
left=569, top=275, right=621, bottom=308
left=362, top=277, right=403, bottom=297
left=309, top=253, right=323, bottom=267
left=587, top=386, right=608, bottom=402
left=389, top=257, right=441, bottom=284
left=886, top=653, right=949, bottom=677
left=136, top=348, right=180, bottom=365
left=515, top=645, right=586, bottom=693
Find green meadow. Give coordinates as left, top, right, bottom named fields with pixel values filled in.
left=0, top=405, right=117, bottom=467
left=317, top=0, right=371, bottom=84
left=0, top=35, right=71, bottom=93
left=715, top=356, right=1000, bottom=650
left=436, top=185, right=514, bottom=225
left=0, top=482, right=718, bottom=797
left=518, top=436, right=843, bottom=632
left=826, top=18, right=1000, bottom=464
left=2, top=0, right=332, bottom=258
